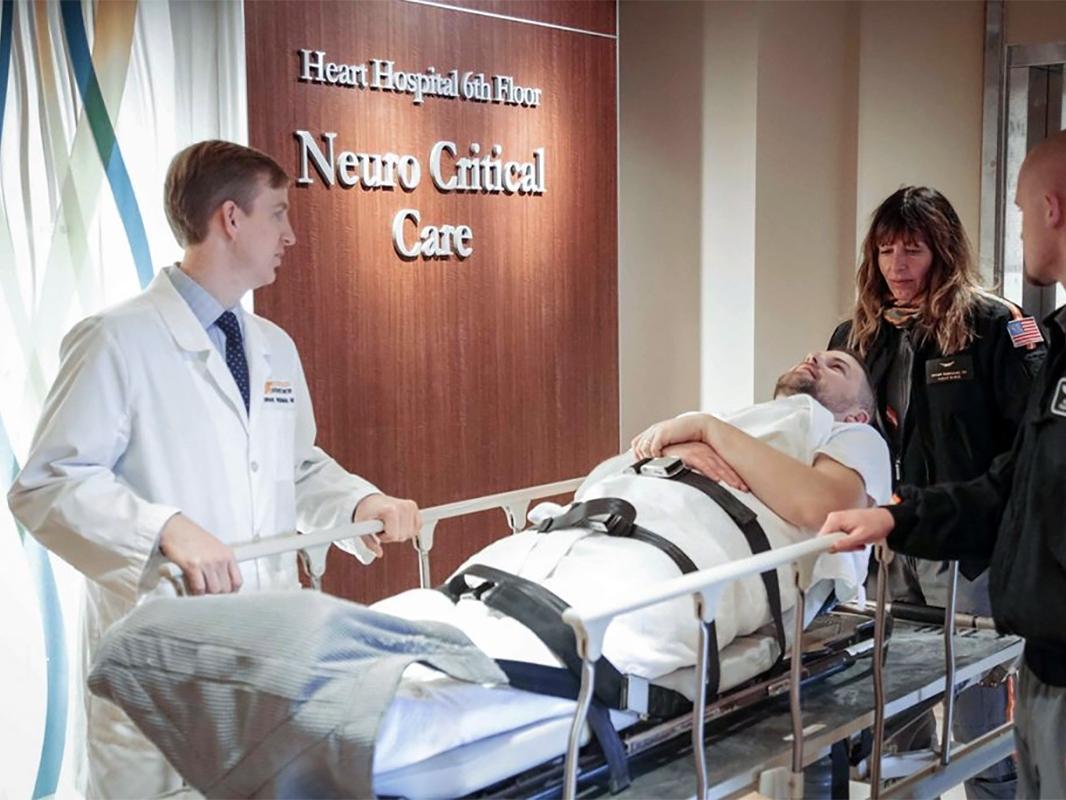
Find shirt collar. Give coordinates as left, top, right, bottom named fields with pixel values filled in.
left=165, top=264, right=240, bottom=330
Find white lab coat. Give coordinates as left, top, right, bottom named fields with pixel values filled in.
left=8, top=270, right=380, bottom=798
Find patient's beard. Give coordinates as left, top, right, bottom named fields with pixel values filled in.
left=773, top=370, right=816, bottom=400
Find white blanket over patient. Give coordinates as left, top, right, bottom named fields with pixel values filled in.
left=375, top=394, right=891, bottom=682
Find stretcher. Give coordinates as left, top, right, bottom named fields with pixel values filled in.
left=154, top=477, right=1022, bottom=799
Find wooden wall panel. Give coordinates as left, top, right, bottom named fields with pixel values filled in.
left=246, top=0, right=617, bottom=603
left=443, top=0, right=616, bottom=35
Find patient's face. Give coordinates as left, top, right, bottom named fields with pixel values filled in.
left=774, top=351, right=867, bottom=419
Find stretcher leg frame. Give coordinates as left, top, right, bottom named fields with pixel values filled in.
left=692, top=608, right=712, bottom=798
left=761, top=575, right=807, bottom=800
left=789, top=577, right=807, bottom=785
left=870, top=545, right=892, bottom=799
left=564, top=658, right=597, bottom=800
left=941, top=561, right=959, bottom=766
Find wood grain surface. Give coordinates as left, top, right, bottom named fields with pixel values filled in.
left=440, top=0, right=616, bottom=35
left=246, top=0, right=617, bottom=603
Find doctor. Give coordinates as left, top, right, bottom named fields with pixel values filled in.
left=8, top=140, right=421, bottom=798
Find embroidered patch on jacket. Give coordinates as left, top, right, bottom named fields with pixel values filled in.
left=1007, top=317, right=1044, bottom=349
left=264, top=380, right=294, bottom=404
left=1051, top=378, right=1066, bottom=418
left=926, top=355, right=973, bottom=384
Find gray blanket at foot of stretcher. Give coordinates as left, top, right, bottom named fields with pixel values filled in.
left=88, top=591, right=507, bottom=799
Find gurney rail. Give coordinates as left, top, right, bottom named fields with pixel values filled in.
left=157, top=475, right=584, bottom=592
left=156, top=478, right=986, bottom=800
left=558, top=531, right=851, bottom=800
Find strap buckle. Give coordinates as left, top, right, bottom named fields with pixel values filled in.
left=632, top=456, right=685, bottom=479
left=620, top=674, right=649, bottom=715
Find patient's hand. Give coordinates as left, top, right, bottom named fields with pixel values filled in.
left=662, top=442, right=749, bottom=492
left=631, top=413, right=710, bottom=456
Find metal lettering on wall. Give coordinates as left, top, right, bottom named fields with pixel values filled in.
left=294, top=48, right=546, bottom=260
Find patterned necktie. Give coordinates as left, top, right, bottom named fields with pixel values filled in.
left=216, top=311, right=250, bottom=413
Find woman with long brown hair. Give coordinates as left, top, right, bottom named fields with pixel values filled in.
left=829, top=186, right=1044, bottom=799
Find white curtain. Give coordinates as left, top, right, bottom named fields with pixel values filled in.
left=0, top=1, right=245, bottom=795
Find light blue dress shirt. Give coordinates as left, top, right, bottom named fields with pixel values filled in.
left=165, top=265, right=245, bottom=358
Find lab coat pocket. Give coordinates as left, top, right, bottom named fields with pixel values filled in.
left=261, top=401, right=297, bottom=533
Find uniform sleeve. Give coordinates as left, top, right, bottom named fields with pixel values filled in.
left=6, top=318, right=179, bottom=600
left=986, top=308, right=1046, bottom=434
left=886, top=437, right=1016, bottom=564
left=289, top=353, right=382, bottom=564
left=815, top=424, right=892, bottom=505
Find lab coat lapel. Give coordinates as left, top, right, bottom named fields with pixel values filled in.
left=146, top=271, right=250, bottom=433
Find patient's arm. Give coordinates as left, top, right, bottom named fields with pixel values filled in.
left=635, top=414, right=870, bottom=530
left=661, top=442, right=749, bottom=492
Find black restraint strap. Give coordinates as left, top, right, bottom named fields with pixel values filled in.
left=498, top=660, right=630, bottom=793
left=653, top=467, right=788, bottom=671
left=440, top=564, right=691, bottom=718
left=441, top=566, right=645, bottom=793
left=536, top=496, right=722, bottom=698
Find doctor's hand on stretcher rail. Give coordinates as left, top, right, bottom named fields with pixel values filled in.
left=631, top=414, right=749, bottom=491
left=352, top=493, right=422, bottom=558
left=819, top=507, right=895, bottom=553
left=159, top=514, right=243, bottom=595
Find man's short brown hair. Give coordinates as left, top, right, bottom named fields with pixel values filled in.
left=164, top=140, right=289, bottom=247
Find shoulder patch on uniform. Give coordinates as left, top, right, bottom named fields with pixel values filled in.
left=1007, top=316, right=1044, bottom=349
left=1051, top=378, right=1066, bottom=418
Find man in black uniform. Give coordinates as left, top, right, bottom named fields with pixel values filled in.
left=824, top=128, right=1066, bottom=798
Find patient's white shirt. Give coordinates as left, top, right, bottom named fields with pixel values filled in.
left=376, top=394, right=891, bottom=682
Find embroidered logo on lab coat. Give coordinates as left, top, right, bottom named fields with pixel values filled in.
left=264, top=380, right=294, bottom=404
left=1051, top=378, right=1066, bottom=418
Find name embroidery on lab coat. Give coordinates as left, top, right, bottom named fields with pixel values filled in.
left=1051, top=378, right=1066, bottom=419
left=264, top=380, right=295, bottom=404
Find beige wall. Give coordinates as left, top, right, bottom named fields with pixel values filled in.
left=700, top=2, right=759, bottom=415
left=855, top=2, right=984, bottom=271
left=1005, top=0, right=1066, bottom=45
left=618, top=0, right=990, bottom=429
left=753, top=1, right=860, bottom=400
left=618, top=1, right=704, bottom=444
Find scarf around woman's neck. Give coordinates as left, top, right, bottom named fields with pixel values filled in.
left=882, top=301, right=923, bottom=329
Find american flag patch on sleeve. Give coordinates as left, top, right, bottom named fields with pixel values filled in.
left=1007, top=316, right=1044, bottom=348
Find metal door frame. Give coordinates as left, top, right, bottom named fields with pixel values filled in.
left=980, top=0, right=1066, bottom=316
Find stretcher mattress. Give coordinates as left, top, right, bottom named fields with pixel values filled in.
left=373, top=631, right=781, bottom=799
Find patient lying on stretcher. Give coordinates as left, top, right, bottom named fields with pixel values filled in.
left=88, top=350, right=893, bottom=796
left=374, top=349, right=891, bottom=684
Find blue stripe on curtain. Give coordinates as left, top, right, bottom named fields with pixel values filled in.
left=0, top=0, right=13, bottom=143
left=0, top=417, right=69, bottom=800
left=27, top=535, right=69, bottom=800
left=59, top=0, right=153, bottom=289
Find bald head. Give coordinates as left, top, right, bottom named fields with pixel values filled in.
left=1016, top=130, right=1066, bottom=287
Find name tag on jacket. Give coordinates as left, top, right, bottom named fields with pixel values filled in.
left=926, top=355, right=974, bottom=384
left=264, top=380, right=295, bottom=404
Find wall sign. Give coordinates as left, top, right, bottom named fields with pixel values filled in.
left=247, top=0, right=617, bottom=604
